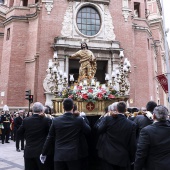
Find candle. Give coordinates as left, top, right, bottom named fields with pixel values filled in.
left=59, top=70, right=63, bottom=76
left=116, top=69, right=120, bottom=76
left=119, top=51, right=124, bottom=58
left=53, top=66, right=57, bottom=73
left=70, top=74, right=74, bottom=81
left=111, top=71, right=116, bottom=78
left=91, top=79, right=95, bottom=86
left=63, top=72, right=67, bottom=79
left=101, top=84, right=106, bottom=89
left=105, top=73, right=110, bottom=81
left=96, top=81, right=100, bottom=87
left=74, top=86, right=77, bottom=90
left=48, top=59, right=53, bottom=69
left=83, top=80, right=87, bottom=86
left=53, top=51, right=58, bottom=59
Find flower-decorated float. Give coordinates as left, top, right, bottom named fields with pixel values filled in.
left=43, top=42, right=131, bottom=115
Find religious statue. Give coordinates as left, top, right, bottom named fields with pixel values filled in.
left=70, top=42, right=97, bottom=82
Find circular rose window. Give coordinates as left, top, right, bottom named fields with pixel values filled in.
left=77, top=6, right=101, bottom=36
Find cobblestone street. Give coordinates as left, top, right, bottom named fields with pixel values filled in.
left=0, top=140, right=24, bottom=170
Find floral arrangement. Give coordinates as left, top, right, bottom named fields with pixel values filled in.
left=59, top=85, right=118, bottom=102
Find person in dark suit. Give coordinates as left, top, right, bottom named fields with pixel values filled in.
left=134, top=105, right=170, bottom=170
left=73, top=103, right=90, bottom=170
left=95, top=101, right=136, bottom=170
left=41, top=98, right=91, bottom=170
left=14, top=109, right=25, bottom=152
left=134, top=101, right=157, bottom=141
left=17, top=102, right=51, bottom=170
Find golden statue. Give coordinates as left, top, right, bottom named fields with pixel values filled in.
left=70, top=42, right=97, bottom=82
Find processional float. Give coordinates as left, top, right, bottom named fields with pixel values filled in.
left=43, top=42, right=131, bottom=115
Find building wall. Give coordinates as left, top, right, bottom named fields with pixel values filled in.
left=36, top=0, right=68, bottom=103
left=0, top=21, right=28, bottom=106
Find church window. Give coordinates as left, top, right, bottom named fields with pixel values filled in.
left=76, top=6, right=101, bottom=36
left=134, top=2, right=140, bottom=17
left=23, top=0, right=28, bottom=6
left=6, top=28, right=10, bottom=40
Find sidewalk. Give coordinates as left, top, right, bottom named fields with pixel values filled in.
left=0, top=140, right=24, bottom=170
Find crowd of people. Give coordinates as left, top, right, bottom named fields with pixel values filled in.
left=0, top=99, right=170, bottom=170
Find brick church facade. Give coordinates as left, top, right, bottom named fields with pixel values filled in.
left=0, top=0, right=168, bottom=109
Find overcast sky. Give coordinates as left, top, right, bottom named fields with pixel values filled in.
left=163, top=0, right=170, bottom=45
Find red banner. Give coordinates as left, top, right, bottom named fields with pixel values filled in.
left=156, top=74, right=168, bottom=93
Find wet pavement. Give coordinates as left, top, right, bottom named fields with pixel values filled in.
left=0, top=140, right=24, bottom=170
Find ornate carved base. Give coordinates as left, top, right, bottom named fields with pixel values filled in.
left=52, top=96, right=129, bottom=116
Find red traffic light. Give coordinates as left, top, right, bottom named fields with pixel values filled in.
left=29, top=95, right=33, bottom=103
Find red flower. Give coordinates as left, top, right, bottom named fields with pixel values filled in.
left=78, top=86, right=82, bottom=90
left=88, top=88, right=93, bottom=93
left=82, top=94, right=88, bottom=100
left=108, top=94, right=115, bottom=99
left=101, top=89, right=106, bottom=94
left=97, top=93, right=103, bottom=99
left=68, top=95, right=73, bottom=98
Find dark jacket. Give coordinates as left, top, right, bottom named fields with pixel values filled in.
left=95, top=114, right=136, bottom=167
left=134, top=121, right=170, bottom=170
left=42, top=112, right=91, bottom=161
left=14, top=116, right=24, bottom=130
left=17, top=114, right=51, bottom=158
left=134, top=115, right=153, bottom=140
left=0, top=113, right=11, bottom=129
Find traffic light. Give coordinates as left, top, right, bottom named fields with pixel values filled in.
left=25, top=90, right=31, bottom=100
left=29, top=95, right=33, bottom=103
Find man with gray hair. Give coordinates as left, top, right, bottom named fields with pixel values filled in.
left=17, top=102, right=52, bottom=170
left=134, top=105, right=170, bottom=170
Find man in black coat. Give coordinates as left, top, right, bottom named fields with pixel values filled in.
left=41, top=98, right=91, bottom=170
left=134, top=101, right=157, bottom=141
left=134, top=105, right=170, bottom=170
left=14, top=109, right=25, bottom=151
left=95, top=101, right=136, bottom=170
left=17, top=102, right=51, bottom=170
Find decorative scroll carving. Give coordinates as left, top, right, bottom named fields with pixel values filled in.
left=61, top=2, right=73, bottom=37
left=104, top=6, right=116, bottom=40
left=122, top=9, right=130, bottom=22
left=45, top=2, right=53, bottom=15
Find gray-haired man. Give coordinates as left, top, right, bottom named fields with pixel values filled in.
left=134, top=105, right=170, bottom=170
left=17, top=102, right=52, bottom=170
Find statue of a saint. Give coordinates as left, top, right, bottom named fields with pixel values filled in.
left=70, top=42, right=97, bottom=82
